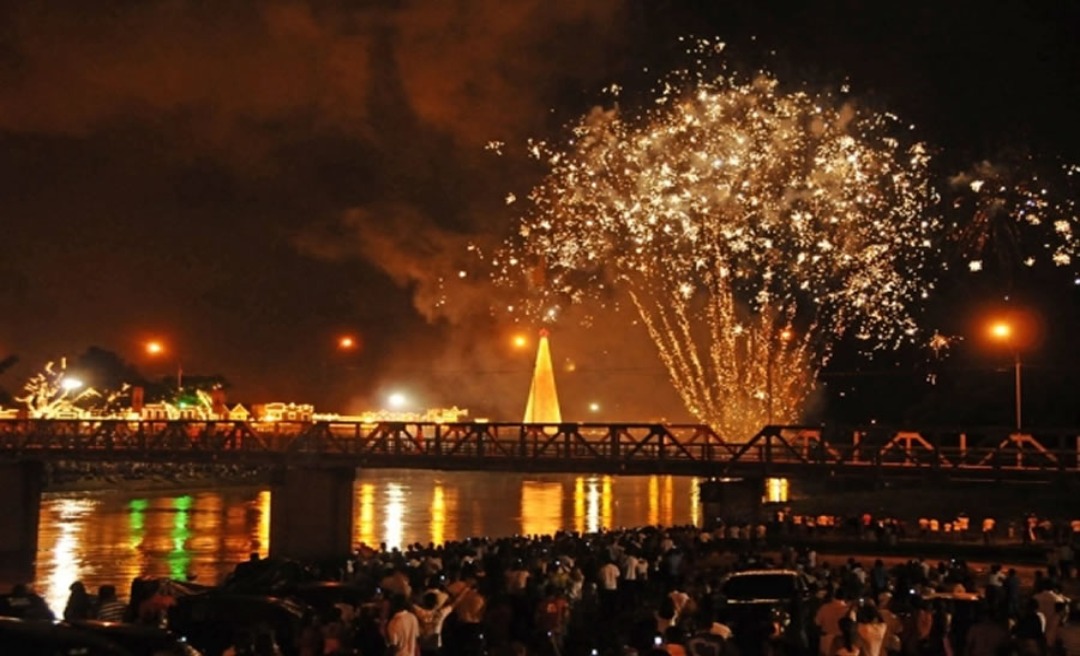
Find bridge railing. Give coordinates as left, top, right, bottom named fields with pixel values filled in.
left=0, top=420, right=1077, bottom=476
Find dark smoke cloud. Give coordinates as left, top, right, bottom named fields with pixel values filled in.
left=294, top=202, right=501, bottom=325
left=0, top=2, right=623, bottom=148
left=0, top=0, right=629, bottom=319
left=0, top=0, right=642, bottom=412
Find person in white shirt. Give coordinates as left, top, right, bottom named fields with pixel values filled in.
left=854, top=604, right=887, bottom=656
left=598, top=558, right=621, bottom=616
left=815, top=590, right=853, bottom=656
left=387, top=594, right=421, bottom=656
left=1033, top=586, right=1069, bottom=647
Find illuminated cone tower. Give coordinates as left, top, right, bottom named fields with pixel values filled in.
left=523, top=329, right=562, bottom=423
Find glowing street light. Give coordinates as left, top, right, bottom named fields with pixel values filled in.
left=60, top=377, right=84, bottom=391
left=988, top=319, right=1023, bottom=432
left=387, top=392, right=408, bottom=410
left=146, top=340, right=182, bottom=390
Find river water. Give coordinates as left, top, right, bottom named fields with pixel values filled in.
left=35, top=469, right=701, bottom=614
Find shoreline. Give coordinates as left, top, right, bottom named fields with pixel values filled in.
left=43, top=472, right=273, bottom=495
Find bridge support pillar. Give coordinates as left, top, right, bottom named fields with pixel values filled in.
left=0, top=461, right=44, bottom=586
left=699, top=477, right=762, bottom=530
left=270, top=467, right=354, bottom=562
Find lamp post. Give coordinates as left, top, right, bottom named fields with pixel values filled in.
left=767, top=328, right=794, bottom=425
left=989, top=321, right=1022, bottom=432
left=323, top=335, right=359, bottom=405
left=146, top=340, right=182, bottom=391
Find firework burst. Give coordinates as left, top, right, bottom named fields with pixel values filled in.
left=947, top=158, right=1080, bottom=280
left=498, top=52, right=942, bottom=438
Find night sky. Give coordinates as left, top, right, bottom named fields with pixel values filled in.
left=2, top=1, right=1079, bottom=426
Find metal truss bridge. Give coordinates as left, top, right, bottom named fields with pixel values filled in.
left=0, top=419, right=1077, bottom=482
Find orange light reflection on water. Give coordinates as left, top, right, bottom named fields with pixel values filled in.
left=648, top=476, right=660, bottom=526
left=690, top=477, right=701, bottom=526
left=522, top=481, right=563, bottom=537
left=355, top=483, right=376, bottom=548
left=431, top=484, right=446, bottom=547
left=573, top=478, right=585, bottom=534
left=256, top=490, right=270, bottom=558
left=383, top=483, right=405, bottom=550
left=37, top=489, right=272, bottom=615
left=36, top=472, right=703, bottom=610
left=42, top=498, right=97, bottom=615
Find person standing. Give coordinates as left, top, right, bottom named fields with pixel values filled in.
left=1013, top=599, right=1047, bottom=656
left=598, top=557, right=621, bottom=618
left=448, top=573, right=486, bottom=656
left=964, top=607, right=1010, bottom=656
left=855, top=605, right=887, bottom=656
left=1, top=583, right=53, bottom=620
left=831, top=617, right=863, bottom=656
left=414, top=591, right=455, bottom=656
left=815, top=590, right=852, bottom=656
left=64, top=581, right=93, bottom=621
left=535, top=584, right=570, bottom=656
left=94, top=585, right=126, bottom=622
left=1004, top=570, right=1022, bottom=619
left=387, top=594, right=421, bottom=656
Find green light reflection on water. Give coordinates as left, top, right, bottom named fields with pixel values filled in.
left=128, top=498, right=147, bottom=549
left=167, top=495, right=193, bottom=581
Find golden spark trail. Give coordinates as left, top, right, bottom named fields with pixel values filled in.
left=500, top=50, right=943, bottom=439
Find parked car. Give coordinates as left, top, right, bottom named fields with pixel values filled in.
left=167, top=591, right=310, bottom=656
left=714, top=569, right=812, bottom=656
left=71, top=619, right=203, bottom=655
left=288, top=580, right=375, bottom=616
left=0, top=616, right=131, bottom=655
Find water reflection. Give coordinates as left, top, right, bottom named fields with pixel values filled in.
left=37, top=470, right=700, bottom=614
left=522, top=481, right=563, bottom=537
left=383, top=484, right=405, bottom=549
left=43, top=499, right=97, bottom=614
left=356, top=483, right=376, bottom=548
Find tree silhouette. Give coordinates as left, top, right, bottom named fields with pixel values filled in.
left=0, top=354, right=17, bottom=405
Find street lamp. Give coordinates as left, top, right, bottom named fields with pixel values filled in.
left=60, top=377, right=84, bottom=392
left=766, top=328, right=794, bottom=425
left=989, top=320, right=1022, bottom=432
left=146, top=340, right=182, bottom=391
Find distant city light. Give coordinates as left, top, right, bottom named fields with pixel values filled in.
left=387, top=392, right=408, bottom=409
left=146, top=341, right=164, bottom=355
left=338, top=336, right=356, bottom=350
left=588, top=402, right=600, bottom=413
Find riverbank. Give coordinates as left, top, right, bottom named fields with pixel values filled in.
left=787, top=477, right=1077, bottom=520
left=42, top=461, right=272, bottom=493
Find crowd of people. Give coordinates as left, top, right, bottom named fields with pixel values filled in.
left=3, top=523, right=1080, bottom=656
left=725, top=510, right=1080, bottom=548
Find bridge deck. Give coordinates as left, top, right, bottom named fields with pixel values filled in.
left=0, top=420, right=1077, bottom=481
